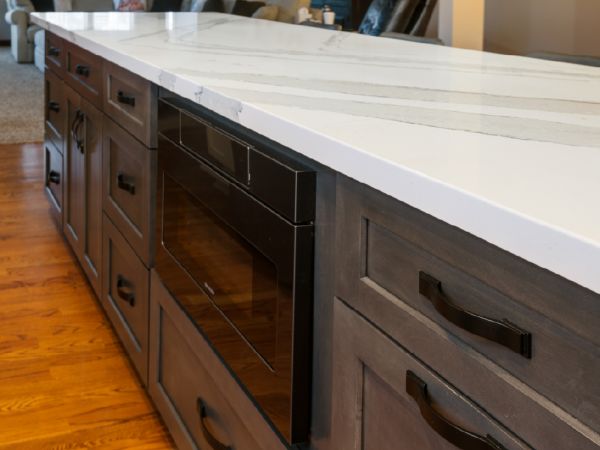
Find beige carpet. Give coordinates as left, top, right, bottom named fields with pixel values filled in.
left=0, top=48, right=44, bottom=144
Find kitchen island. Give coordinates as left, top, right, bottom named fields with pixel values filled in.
left=32, top=11, right=600, bottom=450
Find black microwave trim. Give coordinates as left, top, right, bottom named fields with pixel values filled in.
left=158, top=91, right=316, bottom=224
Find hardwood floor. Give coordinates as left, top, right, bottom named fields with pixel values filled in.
left=0, top=144, right=175, bottom=449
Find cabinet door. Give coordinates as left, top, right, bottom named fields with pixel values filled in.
left=80, top=97, right=103, bottom=297
left=63, top=85, right=84, bottom=258
left=331, top=298, right=528, bottom=450
left=63, top=85, right=103, bottom=297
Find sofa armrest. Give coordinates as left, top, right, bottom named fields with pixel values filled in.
left=5, top=8, right=29, bottom=27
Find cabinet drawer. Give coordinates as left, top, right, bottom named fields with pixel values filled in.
left=44, top=141, right=63, bottom=224
left=103, top=61, right=157, bottom=148
left=102, top=215, right=149, bottom=385
left=149, top=271, right=282, bottom=450
left=45, top=32, right=65, bottom=76
left=103, top=116, right=156, bottom=266
left=45, top=69, right=66, bottom=153
left=332, top=298, right=528, bottom=450
left=336, top=175, right=600, bottom=446
left=65, top=42, right=102, bottom=108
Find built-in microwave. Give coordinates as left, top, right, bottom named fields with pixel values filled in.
left=155, top=96, right=316, bottom=445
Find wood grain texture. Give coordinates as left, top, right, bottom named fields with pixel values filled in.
left=0, top=143, right=174, bottom=449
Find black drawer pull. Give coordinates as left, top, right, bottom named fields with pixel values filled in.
left=419, top=271, right=532, bottom=358
left=196, top=398, right=231, bottom=450
left=48, top=46, right=60, bottom=57
left=48, top=101, right=60, bottom=112
left=406, top=371, right=506, bottom=450
left=71, top=110, right=84, bottom=154
left=116, top=275, right=135, bottom=306
left=75, top=64, right=90, bottom=77
left=116, top=172, right=136, bottom=195
left=48, top=170, right=60, bottom=184
left=117, top=90, right=136, bottom=107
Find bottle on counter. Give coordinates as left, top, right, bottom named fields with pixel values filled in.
left=322, top=4, right=335, bottom=25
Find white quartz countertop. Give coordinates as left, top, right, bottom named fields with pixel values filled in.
left=32, top=12, right=600, bottom=294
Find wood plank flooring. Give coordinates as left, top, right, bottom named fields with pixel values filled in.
left=0, top=144, right=175, bottom=449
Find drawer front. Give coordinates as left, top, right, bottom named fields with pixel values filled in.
left=148, top=272, right=270, bottom=450
left=331, top=298, right=528, bottom=450
left=335, top=176, right=600, bottom=447
left=103, top=116, right=155, bottom=266
left=102, top=215, right=149, bottom=385
left=45, top=69, right=66, bottom=153
left=66, top=43, right=102, bottom=108
left=103, top=61, right=157, bottom=148
left=44, top=141, right=63, bottom=223
left=45, top=32, right=65, bottom=76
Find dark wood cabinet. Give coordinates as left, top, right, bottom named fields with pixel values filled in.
left=63, top=84, right=103, bottom=297
left=102, top=117, right=156, bottom=266
left=102, top=215, right=149, bottom=385
left=148, top=271, right=285, bottom=450
left=334, top=174, right=600, bottom=450
left=331, top=297, right=528, bottom=450
left=44, top=141, right=63, bottom=225
left=44, top=69, right=66, bottom=153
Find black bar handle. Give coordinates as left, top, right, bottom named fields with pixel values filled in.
left=406, top=371, right=506, bottom=450
left=75, top=64, right=90, bottom=77
left=116, top=172, right=136, bottom=195
left=419, top=272, right=532, bottom=358
left=48, top=46, right=60, bottom=57
left=48, top=101, right=60, bottom=113
left=117, top=90, right=136, bottom=107
left=48, top=170, right=60, bottom=184
left=116, top=275, right=135, bottom=306
left=70, top=110, right=84, bottom=154
left=196, top=398, right=231, bottom=450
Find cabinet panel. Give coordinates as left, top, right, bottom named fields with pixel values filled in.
left=44, top=140, right=63, bottom=225
left=149, top=271, right=286, bottom=450
left=331, top=297, right=527, bottom=450
left=63, top=84, right=84, bottom=257
left=336, top=174, right=600, bottom=436
left=66, top=42, right=103, bottom=108
left=45, top=69, right=66, bottom=153
left=103, top=117, right=156, bottom=266
left=102, top=215, right=149, bottom=385
left=45, top=31, right=65, bottom=76
left=63, top=85, right=102, bottom=297
left=81, top=97, right=103, bottom=296
left=103, top=61, right=157, bottom=148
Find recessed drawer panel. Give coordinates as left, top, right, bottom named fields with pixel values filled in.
left=103, top=116, right=156, bottom=266
left=336, top=175, right=600, bottom=443
left=66, top=42, right=102, bottom=108
left=149, top=272, right=282, bottom=450
left=103, top=61, right=157, bottom=148
left=102, top=215, right=149, bottom=385
left=45, top=32, right=65, bottom=76
left=45, top=69, right=66, bottom=153
left=332, top=298, right=528, bottom=450
left=44, top=140, right=63, bottom=224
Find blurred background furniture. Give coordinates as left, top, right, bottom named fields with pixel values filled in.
left=5, top=0, right=315, bottom=67
left=358, top=0, right=437, bottom=39
left=528, top=52, right=600, bottom=68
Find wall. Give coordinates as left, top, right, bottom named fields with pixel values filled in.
left=484, top=0, right=600, bottom=57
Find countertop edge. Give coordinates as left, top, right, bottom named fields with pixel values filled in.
left=31, top=13, right=600, bottom=296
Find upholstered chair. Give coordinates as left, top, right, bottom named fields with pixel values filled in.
left=4, top=0, right=40, bottom=62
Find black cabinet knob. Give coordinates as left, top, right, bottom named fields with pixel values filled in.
left=117, top=90, right=136, bottom=107
left=48, top=170, right=60, bottom=184
left=75, top=64, right=90, bottom=77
